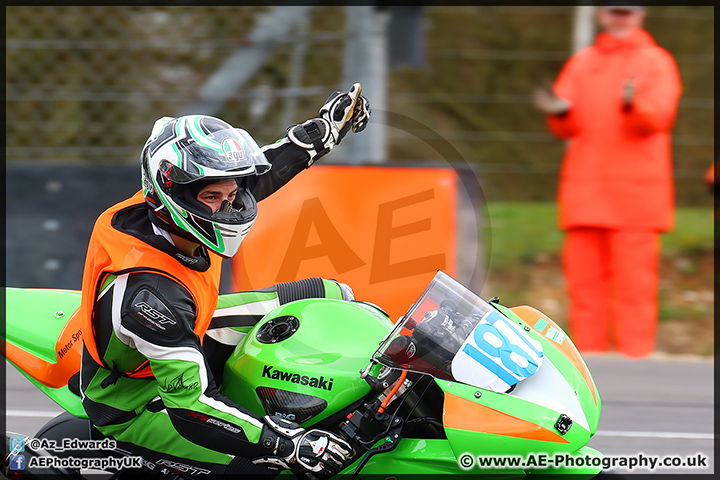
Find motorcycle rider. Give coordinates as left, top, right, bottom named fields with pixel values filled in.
left=78, top=85, right=370, bottom=477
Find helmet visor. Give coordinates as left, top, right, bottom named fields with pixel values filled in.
left=166, top=128, right=271, bottom=184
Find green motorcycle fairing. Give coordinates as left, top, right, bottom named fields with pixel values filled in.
left=5, top=272, right=604, bottom=477
left=4, top=287, right=87, bottom=418
left=222, top=298, right=394, bottom=425
left=224, top=291, right=603, bottom=476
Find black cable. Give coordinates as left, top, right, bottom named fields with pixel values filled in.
left=384, top=372, right=432, bottom=436
left=403, top=373, right=436, bottom=420
left=405, top=416, right=444, bottom=428
left=356, top=371, right=434, bottom=449
left=355, top=371, right=419, bottom=447
left=349, top=452, right=373, bottom=480
left=351, top=374, right=438, bottom=479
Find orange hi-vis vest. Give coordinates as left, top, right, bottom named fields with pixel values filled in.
left=80, top=191, right=222, bottom=378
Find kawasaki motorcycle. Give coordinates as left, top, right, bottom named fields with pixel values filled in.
left=3, top=271, right=605, bottom=478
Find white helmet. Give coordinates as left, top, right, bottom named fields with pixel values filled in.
left=141, top=115, right=271, bottom=258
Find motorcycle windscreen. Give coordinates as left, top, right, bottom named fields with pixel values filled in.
left=373, top=271, right=543, bottom=392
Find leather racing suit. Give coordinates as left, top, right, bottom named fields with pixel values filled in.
left=79, top=140, right=352, bottom=475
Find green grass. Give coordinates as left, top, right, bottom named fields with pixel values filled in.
left=662, top=207, right=717, bottom=256
left=484, top=202, right=714, bottom=269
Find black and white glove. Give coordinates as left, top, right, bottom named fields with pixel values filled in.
left=253, top=415, right=354, bottom=479
left=286, top=83, right=371, bottom=165
left=321, top=82, right=371, bottom=142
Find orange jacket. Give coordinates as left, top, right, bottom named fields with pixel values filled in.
left=704, top=162, right=714, bottom=186
left=548, top=29, right=682, bottom=231
left=80, top=191, right=222, bottom=378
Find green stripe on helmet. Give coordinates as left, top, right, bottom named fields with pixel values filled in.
left=170, top=142, right=182, bottom=167
left=189, top=116, right=221, bottom=150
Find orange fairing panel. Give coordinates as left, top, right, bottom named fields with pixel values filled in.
left=6, top=309, right=82, bottom=388
left=443, top=392, right=569, bottom=444
left=510, top=306, right=597, bottom=406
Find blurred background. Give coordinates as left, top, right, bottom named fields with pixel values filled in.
left=6, top=5, right=713, bottom=356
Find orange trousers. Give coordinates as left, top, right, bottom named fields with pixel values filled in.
left=562, top=227, right=660, bottom=358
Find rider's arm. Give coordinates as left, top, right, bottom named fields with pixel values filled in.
left=206, top=277, right=354, bottom=348
left=247, top=84, right=370, bottom=202
left=246, top=140, right=311, bottom=202
left=115, top=272, right=267, bottom=455
left=203, top=277, right=355, bottom=385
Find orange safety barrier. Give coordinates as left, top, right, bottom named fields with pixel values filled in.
left=232, top=165, right=458, bottom=321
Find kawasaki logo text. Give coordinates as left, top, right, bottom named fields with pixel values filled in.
left=262, top=365, right=334, bottom=391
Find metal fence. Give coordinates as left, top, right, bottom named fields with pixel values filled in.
left=6, top=6, right=714, bottom=205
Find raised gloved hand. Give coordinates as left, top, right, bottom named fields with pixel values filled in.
left=286, top=83, right=371, bottom=165
left=253, top=415, right=354, bottom=479
left=533, top=85, right=570, bottom=115
left=320, top=82, right=370, bottom=143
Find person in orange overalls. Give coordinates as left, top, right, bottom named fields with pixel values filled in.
left=705, top=161, right=718, bottom=218
left=533, top=5, right=682, bottom=358
left=704, top=162, right=715, bottom=193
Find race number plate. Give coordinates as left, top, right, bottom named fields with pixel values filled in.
left=451, top=310, right=543, bottom=392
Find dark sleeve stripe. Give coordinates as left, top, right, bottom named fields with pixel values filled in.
left=166, top=408, right=253, bottom=455
left=248, top=140, right=310, bottom=202
left=207, top=315, right=263, bottom=329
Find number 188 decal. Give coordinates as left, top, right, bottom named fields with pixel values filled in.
left=451, top=310, right=543, bottom=392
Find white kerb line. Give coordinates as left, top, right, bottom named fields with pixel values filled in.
left=5, top=411, right=715, bottom=441
left=7, top=410, right=64, bottom=418
left=596, top=430, right=714, bottom=440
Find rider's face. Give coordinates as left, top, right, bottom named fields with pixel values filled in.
left=196, top=179, right=238, bottom=213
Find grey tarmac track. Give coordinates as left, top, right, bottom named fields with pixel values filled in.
left=584, top=354, right=714, bottom=476
left=5, top=354, right=714, bottom=475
